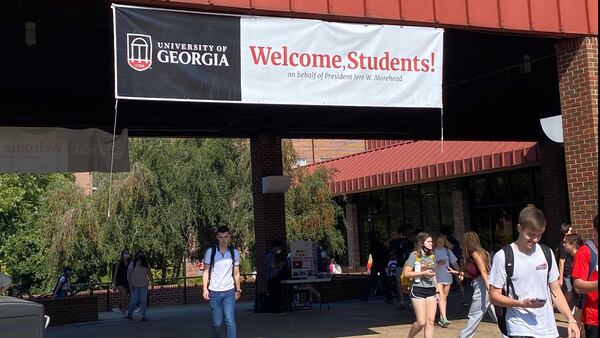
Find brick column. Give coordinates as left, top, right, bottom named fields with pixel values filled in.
left=539, top=141, right=570, bottom=248
left=345, top=203, right=360, bottom=272
left=555, top=37, right=598, bottom=237
left=251, top=135, right=287, bottom=295
left=452, top=188, right=469, bottom=237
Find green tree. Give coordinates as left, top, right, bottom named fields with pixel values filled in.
left=0, top=173, right=74, bottom=289
left=283, top=140, right=346, bottom=258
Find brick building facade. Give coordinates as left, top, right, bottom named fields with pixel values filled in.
left=556, top=37, right=598, bottom=236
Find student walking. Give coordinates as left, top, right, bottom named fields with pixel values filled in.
left=359, top=232, right=391, bottom=302
left=441, top=226, right=467, bottom=306
left=451, top=231, right=502, bottom=338
left=203, top=226, right=242, bottom=338
left=558, top=223, right=574, bottom=306
left=572, top=215, right=598, bottom=338
left=127, top=253, right=152, bottom=322
left=489, top=205, right=579, bottom=338
left=433, top=232, right=460, bottom=328
left=403, top=232, right=437, bottom=338
left=562, top=233, right=584, bottom=314
left=112, top=249, right=130, bottom=317
left=52, top=267, right=74, bottom=299
left=391, top=228, right=414, bottom=310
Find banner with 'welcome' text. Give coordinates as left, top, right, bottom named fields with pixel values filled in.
left=113, top=5, right=444, bottom=108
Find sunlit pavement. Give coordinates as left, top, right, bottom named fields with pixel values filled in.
left=46, top=290, right=573, bottom=338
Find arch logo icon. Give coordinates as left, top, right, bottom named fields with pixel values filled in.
left=127, top=33, right=152, bottom=71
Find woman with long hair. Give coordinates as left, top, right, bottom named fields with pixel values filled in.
left=127, top=253, right=152, bottom=322
left=403, top=232, right=437, bottom=338
left=450, top=231, right=497, bottom=338
left=433, top=233, right=461, bottom=328
left=112, top=249, right=130, bottom=317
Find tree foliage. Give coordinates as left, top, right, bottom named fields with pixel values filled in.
left=0, top=137, right=346, bottom=290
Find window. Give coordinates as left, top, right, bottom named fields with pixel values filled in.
left=511, top=172, right=534, bottom=203
left=490, top=175, right=510, bottom=205
left=439, top=182, right=456, bottom=229
left=469, top=178, right=488, bottom=206
left=404, top=187, right=421, bottom=233
left=371, top=190, right=388, bottom=216
left=421, top=185, right=439, bottom=232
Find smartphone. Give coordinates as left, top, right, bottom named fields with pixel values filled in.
left=534, top=298, right=547, bottom=304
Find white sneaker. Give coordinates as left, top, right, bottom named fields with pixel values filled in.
left=112, top=307, right=120, bottom=313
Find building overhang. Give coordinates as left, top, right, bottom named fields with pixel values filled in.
left=308, top=141, right=541, bottom=195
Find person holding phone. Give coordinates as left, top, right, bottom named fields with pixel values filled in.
left=403, top=232, right=438, bottom=338
left=489, top=205, right=580, bottom=338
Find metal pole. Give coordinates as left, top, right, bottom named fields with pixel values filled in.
left=106, top=283, right=110, bottom=312
left=183, top=254, right=187, bottom=305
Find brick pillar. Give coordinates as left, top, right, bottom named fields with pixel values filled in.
left=345, top=203, right=360, bottom=272
left=251, top=135, right=287, bottom=295
left=539, top=141, right=570, bottom=248
left=452, top=190, right=471, bottom=239
left=555, top=37, right=598, bottom=237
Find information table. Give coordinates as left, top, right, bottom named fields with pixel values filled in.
left=281, top=277, right=332, bottom=311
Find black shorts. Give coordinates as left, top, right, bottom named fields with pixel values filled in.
left=410, top=286, right=436, bottom=299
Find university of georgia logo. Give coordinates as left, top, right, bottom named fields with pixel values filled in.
left=127, top=33, right=152, bottom=71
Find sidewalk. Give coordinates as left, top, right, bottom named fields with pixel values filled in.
left=45, top=291, right=573, bottom=338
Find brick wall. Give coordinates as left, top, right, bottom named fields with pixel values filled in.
left=251, top=135, right=287, bottom=294
left=74, top=172, right=93, bottom=195
left=77, top=280, right=257, bottom=313
left=316, top=275, right=368, bottom=302
left=555, top=37, right=598, bottom=237
left=38, top=275, right=364, bottom=326
left=36, top=296, right=98, bottom=326
left=291, top=139, right=367, bottom=164
left=365, top=140, right=412, bottom=150
left=539, top=141, right=570, bottom=248
left=452, top=190, right=466, bottom=239
left=345, top=203, right=360, bottom=272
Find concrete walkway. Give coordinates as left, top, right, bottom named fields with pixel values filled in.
left=46, top=292, right=573, bottom=338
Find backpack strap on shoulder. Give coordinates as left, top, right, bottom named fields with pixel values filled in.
left=540, top=244, right=553, bottom=282
left=584, top=240, right=597, bottom=280
left=229, top=246, right=236, bottom=278
left=503, top=245, right=518, bottom=300
left=210, top=244, right=217, bottom=273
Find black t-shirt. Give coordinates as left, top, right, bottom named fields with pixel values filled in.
left=390, top=238, right=414, bottom=266
left=389, top=239, right=402, bottom=255
left=559, top=245, right=572, bottom=277
left=371, top=242, right=390, bottom=269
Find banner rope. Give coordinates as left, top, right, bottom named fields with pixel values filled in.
left=440, top=107, right=444, bottom=154
left=107, top=98, right=119, bottom=218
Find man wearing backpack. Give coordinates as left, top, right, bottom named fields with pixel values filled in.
left=572, top=214, right=598, bottom=338
left=489, top=205, right=579, bottom=338
left=202, top=226, right=242, bottom=338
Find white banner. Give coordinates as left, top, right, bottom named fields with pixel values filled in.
left=0, top=127, right=130, bottom=173
left=113, top=5, right=444, bottom=108
left=240, top=17, right=443, bottom=108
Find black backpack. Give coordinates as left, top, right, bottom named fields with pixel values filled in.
left=494, top=244, right=553, bottom=336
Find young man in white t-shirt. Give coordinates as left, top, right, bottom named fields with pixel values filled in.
left=203, top=226, right=242, bottom=338
left=489, top=205, right=579, bottom=338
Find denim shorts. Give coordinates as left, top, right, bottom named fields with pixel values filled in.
left=410, top=286, right=437, bottom=299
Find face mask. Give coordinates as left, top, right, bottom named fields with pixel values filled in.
left=275, top=248, right=282, bottom=255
